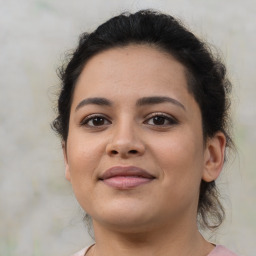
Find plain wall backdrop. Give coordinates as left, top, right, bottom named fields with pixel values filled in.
left=0, top=0, right=255, bottom=255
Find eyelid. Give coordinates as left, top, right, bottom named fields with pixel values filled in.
left=80, top=113, right=112, bottom=127
left=79, top=112, right=178, bottom=127
left=144, top=112, right=179, bottom=125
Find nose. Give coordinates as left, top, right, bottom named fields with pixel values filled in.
left=106, top=122, right=145, bottom=158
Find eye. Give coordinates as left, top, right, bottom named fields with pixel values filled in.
left=80, top=114, right=111, bottom=127
left=144, top=113, right=178, bottom=126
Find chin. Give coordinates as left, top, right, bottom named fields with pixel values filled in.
left=92, top=206, right=157, bottom=233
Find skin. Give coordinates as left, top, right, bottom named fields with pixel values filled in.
left=63, top=45, right=226, bottom=256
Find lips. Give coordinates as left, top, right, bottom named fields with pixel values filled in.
left=99, top=166, right=155, bottom=189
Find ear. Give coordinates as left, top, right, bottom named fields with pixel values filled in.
left=202, top=132, right=226, bottom=182
left=62, top=142, right=71, bottom=181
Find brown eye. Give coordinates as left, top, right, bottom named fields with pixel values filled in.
left=81, top=115, right=111, bottom=127
left=145, top=114, right=177, bottom=126
left=151, top=116, right=166, bottom=125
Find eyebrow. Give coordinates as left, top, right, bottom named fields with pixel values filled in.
left=75, top=96, right=185, bottom=112
left=75, top=97, right=112, bottom=111
left=136, top=96, right=185, bottom=110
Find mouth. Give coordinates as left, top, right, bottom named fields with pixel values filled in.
left=99, top=166, right=156, bottom=189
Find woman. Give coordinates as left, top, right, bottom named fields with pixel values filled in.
left=53, top=10, right=238, bottom=256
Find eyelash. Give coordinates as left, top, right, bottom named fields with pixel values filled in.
left=144, top=113, right=178, bottom=126
left=80, top=114, right=111, bottom=127
left=80, top=113, right=178, bottom=128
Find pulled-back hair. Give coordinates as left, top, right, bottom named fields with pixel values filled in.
left=52, top=9, right=233, bottom=230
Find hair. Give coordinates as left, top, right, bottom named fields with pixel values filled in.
left=52, top=9, right=234, bottom=230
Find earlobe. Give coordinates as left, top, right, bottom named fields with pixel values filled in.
left=62, top=142, right=71, bottom=181
left=202, top=132, right=226, bottom=182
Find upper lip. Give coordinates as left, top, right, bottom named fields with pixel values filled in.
left=99, top=166, right=155, bottom=180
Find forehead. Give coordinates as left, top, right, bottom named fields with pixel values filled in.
left=74, top=44, right=190, bottom=99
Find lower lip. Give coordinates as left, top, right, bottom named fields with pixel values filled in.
left=102, top=176, right=154, bottom=189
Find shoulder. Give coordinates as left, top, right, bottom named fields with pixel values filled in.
left=71, top=244, right=94, bottom=256
left=71, top=247, right=87, bottom=256
left=208, top=245, right=239, bottom=256
left=71, top=244, right=238, bottom=256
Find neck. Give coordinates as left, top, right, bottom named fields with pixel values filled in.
left=89, top=220, right=214, bottom=256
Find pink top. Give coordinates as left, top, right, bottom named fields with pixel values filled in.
left=208, top=245, right=238, bottom=256
left=72, top=244, right=238, bottom=256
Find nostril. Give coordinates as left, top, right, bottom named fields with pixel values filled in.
left=111, top=150, right=118, bottom=155
left=129, top=150, right=138, bottom=154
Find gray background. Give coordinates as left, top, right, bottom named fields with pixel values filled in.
left=0, top=0, right=255, bottom=255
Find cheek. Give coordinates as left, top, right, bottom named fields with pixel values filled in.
left=67, top=133, right=106, bottom=181
left=150, top=131, right=204, bottom=186
left=66, top=135, right=106, bottom=211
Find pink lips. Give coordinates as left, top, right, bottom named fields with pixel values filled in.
left=99, top=166, right=155, bottom=189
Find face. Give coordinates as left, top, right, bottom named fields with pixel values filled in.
left=64, top=45, right=225, bottom=233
